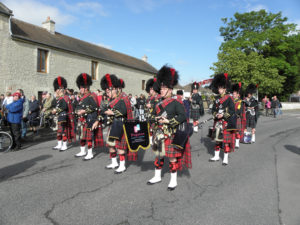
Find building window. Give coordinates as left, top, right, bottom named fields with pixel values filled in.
left=37, top=49, right=48, bottom=73
left=91, top=61, right=98, bottom=80
left=142, top=80, right=145, bottom=90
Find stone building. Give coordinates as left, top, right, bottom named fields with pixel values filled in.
left=0, top=2, right=157, bottom=100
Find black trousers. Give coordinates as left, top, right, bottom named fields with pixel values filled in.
left=9, top=123, right=21, bottom=148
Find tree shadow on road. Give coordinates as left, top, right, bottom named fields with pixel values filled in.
left=284, top=145, right=300, bottom=155
left=0, top=155, right=52, bottom=182
left=202, top=137, right=215, bottom=157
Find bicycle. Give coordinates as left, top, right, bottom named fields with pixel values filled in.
left=0, top=118, right=13, bottom=153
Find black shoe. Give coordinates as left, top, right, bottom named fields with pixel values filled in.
left=167, top=186, right=176, bottom=191
left=147, top=180, right=161, bottom=185
left=114, top=169, right=126, bottom=174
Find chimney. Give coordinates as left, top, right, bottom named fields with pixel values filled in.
left=42, top=16, right=55, bottom=34
left=142, top=55, right=148, bottom=62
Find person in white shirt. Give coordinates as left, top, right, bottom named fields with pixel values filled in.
left=3, top=91, right=13, bottom=107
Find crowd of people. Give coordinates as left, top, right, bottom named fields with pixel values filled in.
left=0, top=66, right=271, bottom=191
left=261, top=95, right=282, bottom=117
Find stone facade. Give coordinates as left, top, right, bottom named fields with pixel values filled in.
left=0, top=13, right=154, bottom=98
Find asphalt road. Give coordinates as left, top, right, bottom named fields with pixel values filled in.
left=0, top=111, right=299, bottom=225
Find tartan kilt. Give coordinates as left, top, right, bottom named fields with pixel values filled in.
left=165, top=136, right=192, bottom=169
left=190, top=109, right=200, bottom=120
left=94, top=126, right=104, bottom=147
left=57, top=122, right=67, bottom=136
left=115, top=133, right=127, bottom=150
left=237, top=116, right=247, bottom=141
left=165, top=136, right=182, bottom=158
left=246, top=114, right=256, bottom=129
left=81, top=124, right=92, bottom=141
left=223, top=129, right=235, bottom=152
left=81, top=123, right=104, bottom=147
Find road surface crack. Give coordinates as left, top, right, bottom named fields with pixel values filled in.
left=44, top=179, right=114, bottom=225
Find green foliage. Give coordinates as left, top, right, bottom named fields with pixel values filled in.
left=211, top=48, right=285, bottom=95
left=213, top=10, right=300, bottom=100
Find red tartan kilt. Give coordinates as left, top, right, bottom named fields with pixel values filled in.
left=81, top=125, right=92, bottom=141
left=81, top=123, right=104, bottom=147
left=165, top=136, right=183, bottom=158
left=115, top=134, right=127, bottom=150
left=223, top=129, right=235, bottom=152
left=57, top=122, right=67, bottom=135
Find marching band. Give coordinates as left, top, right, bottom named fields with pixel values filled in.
left=21, top=68, right=259, bottom=191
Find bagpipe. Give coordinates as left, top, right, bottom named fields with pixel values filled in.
left=75, top=102, right=112, bottom=128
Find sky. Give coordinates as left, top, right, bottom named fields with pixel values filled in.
left=3, top=0, right=300, bottom=85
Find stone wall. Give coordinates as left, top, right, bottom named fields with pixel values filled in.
left=0, top=15, right=154, bottom=97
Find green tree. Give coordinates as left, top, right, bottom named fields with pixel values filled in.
left=210, top=48, right=285, bottom=95
left=214, top=10, right=300, bottom=100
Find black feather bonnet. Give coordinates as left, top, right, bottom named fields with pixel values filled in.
left=76, top=73, right=93, bottom=89
left=53, top=76, right=67, bottom=91
left=156, top=65, right=179, bottom=89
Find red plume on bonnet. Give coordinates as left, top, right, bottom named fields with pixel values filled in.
left=156, top=65, right=179, bottom=89
left=238, top=82, right=242, bottom=89
left=53, top=76, right=67, bottom=91
left=57, top=76, right=62, bottom=88
left=170, top=68, right=175, bottom=85
left=105, top=74, right=112, bottom=87
left=224, top=73, right=228, bottom=80
left=82, top=73, right=87, bottom=85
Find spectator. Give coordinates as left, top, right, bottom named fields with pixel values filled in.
left=177, top=90, right=190, bottom=118
left=265, top=98, right=271, bottom=116
left=41, top=92, right=53, bottom=127
left=136, top=94, right=146, bottom=121
left=74, top=91, right=80, bottom=101
left=271, top=95, right=280, bottom=118
left=16, top=89, right=29, bottom=139
left=41, top=91, right=48, bottom=109
left=66, top=88, right=74, bottom=96
left=6, top=92, right=24, bottom=150
left=3, top=91, right=13, bottom=107
left=70, top=93, right=78, bottom=113
left=130, top=94, right=137, bottom=118
left=2, top=91, right=13, bottom=125
left=96, top=89, right=102, bottom=96
left=0, top=94, right=4, bottom=110
left=28, top=95, right=40, bottom=133
left=262, top=95, right=268, bottom=111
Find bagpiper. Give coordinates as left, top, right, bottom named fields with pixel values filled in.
left=147, top=65, right=192, bottom=191
left=244, top=84, right=258, bottom=143
left=52, top=76, right=76, bottom=151
left=209, top=73, right=236, bottom=165
left=74, top=73, right=104, bottom=160
left=100, top=74, right=137, bottom=174
left=190, top=82, right=204, bottom=133
left=231, top=83, right=246, bottom=148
